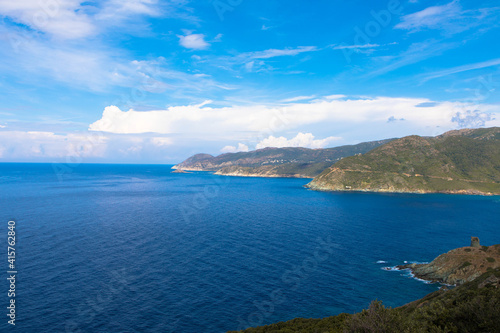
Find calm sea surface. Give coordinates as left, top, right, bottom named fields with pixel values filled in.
left=0, top=163, right=498, bottom=332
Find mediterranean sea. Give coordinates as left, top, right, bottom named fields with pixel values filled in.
left=0, top=163, right=498, bottom=332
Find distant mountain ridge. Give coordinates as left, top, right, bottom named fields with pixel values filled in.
left=306, top=127, right=500, bottom=195
left=173, top=139, right=394, bottom=178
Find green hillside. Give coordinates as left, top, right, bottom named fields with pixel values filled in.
left=307, top=127, right=500, bottom=195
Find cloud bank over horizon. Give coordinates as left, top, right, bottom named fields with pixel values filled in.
left=88, top=95, right=499, bottom=139
left=0, top=93, right=498, bottom=162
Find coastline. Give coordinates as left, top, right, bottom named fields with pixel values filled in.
left=171, top=167, right=314, bottom=179
left=394, top=243, right=500, bottom=286
left=172, top=167, right=498, bottom=195
left=214, top=170, right=312, bottom=179
left=304, top=183, right=498, bottom=196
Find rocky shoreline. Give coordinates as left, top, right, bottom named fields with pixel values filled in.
left=395, top=238, right=500, bottom=285
left=305, top=182, right=496, bottom=196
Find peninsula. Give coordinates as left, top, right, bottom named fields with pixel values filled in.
left=306, top=127, right=500, bottom=195
left=398, top=237, right=500, bottom=285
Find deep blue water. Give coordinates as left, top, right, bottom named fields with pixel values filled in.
left=0, top=163, right=499, bottom=332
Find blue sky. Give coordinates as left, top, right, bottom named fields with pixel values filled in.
left=0, top=0, right=499, bottom=163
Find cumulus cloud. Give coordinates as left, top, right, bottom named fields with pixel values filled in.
left=88, top=96, right=500, bottom=142
left=178, top=33, right=210, bottom=50
left=220, top=143, right=249, bottom=153
left=256, top=133, right=341, bottom=149
left=452, top=110, right=495, bottom=128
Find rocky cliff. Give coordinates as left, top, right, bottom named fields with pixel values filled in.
left=399, top=239, right=500, bottom=285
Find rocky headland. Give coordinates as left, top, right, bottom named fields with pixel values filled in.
left=306, top=127, right=500, bottom=195
left=171, top=169, right=191, bottom=174
left=398, top=237, right=500, bottom=285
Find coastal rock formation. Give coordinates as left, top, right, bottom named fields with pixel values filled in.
left=171, top=169, right=190, bottom=174
left=399, top=239, right=500, bottom=285
left=306, top=127, right=500, bottom=195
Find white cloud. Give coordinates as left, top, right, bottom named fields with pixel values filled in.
left=213, top=33, right=223, bottom=42
left=0, top=124, right=6, bottom=128
left=0, top=1, right=206, bottom=95
left=221, top=143, right=249, bottom=153
left=0, top=0, right=176, bottom=40
left=395, top=1, right=500, bottom=34
left=420, top=58, right=500, bottom=82
left=364, top=39, right=459, bottom=78
left=0, top=0, right=96, bottom=39
left=244, top=46, right=318, bottom=59
left=178, top=33, right=210, bottom=50
left=325, top=94, right=347, bottom=100
left=200, top=46, right=319, bottom=74
left=0, top=30, right=227, bottom=96
left=150, top=137, right=173, bottom=146
left=396, top=1, right=461, bottom=31
left=281, top=95, right=316, bottom=103
left=88, top=96, right=500, bottom=142
left=97, top=0, right=160, bottom=20
left=256, top=133, right=341, bottom=149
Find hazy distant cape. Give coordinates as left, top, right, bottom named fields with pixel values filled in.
left=172, top=139, right=394, bottom=178
left=174, top=127, right=500, bottom=195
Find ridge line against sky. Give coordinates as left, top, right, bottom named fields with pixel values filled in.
left=0, top=0, right=499, bottom=163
